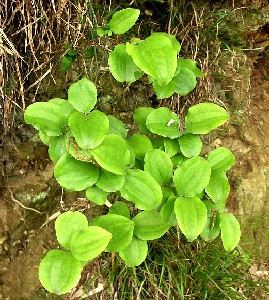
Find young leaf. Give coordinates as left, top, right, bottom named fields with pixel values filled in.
left=90, top=134, right=130, bottom=175
left=107, top=115, right=127, bottom=139
left=144, top=149, right=173, bottom=185
left=160, top=196, right=178, bottom=226
left=207, top=147, right=235, bottom=171
left=109, top=8, right=140, bottom=34
left=173, top=156, right=211, bottom=197
left=219, top=212, right=241, bottom=251
left=48, top=136, right=67, bottom=163
left=91, top=214, right=134, bottom=252
left=152, top=80, right=175, bottom=99
left=39, top=250, right=82, bottom=295
left=70, top=226, right=112, bottom=261
left=119, top=236, right=148, bottom=267
left=146, top=107, right=181, bottom=139
left=205, top=170, right=230, bottom=204
left=54, top=154, right=100, bottom=191
left=178, top=133, right=202, bottom=158
left=177, top=58, right=204, bottom=78
left=128, top=134, right=153, bottom=161
left=24, top=102, right=68, bottom=136
left=109, top=44, right=144, bottom=82
left=133, top=107, right=155, bottom=133
left=172, top=67, right=197, bottom=96
left=126, top=33, right=178, bottom=86
left=133, top=210, right=170, bottom=240
left=164, top=138, right=180, bottom=157
left=174, top=197, right=207, bottom=242
left=55, top=211, right=88, bottom=250
left=109, top=201, right=130, bottom=219
left=185, top=103, right=228, bottom=134
left=96, top=169, right=125, bottom=192
left=86, top=186, right=108, bottom=205
left=68, top=78, right=97, bottom=113
left=120, top=169, right=162, bottom=210
left=68, top=110, right=109, bottom=149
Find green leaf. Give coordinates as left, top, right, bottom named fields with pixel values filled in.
left=205, top=170, right=230, bottom=204
left=128, top=134, right=153, bottom=161
left=85, top=46, right=95, bottom=59
left=119, top=236, right=148, bottom=267
left=219, top=212, right=241, bottom=251
left=107, top=115, right=127, bottom=139
left=152, top=80, right=175, bottom=99
left=39, top=250, right=82, bottom=295
left=171, top=153, right=185, bottom=166
left=61, top=55, right=75, bottom=72
left=177, top=58, right=204, bottom=78
left=126, top=33, right=178, bottom=86
left=68, top=110, right=109, bottom=149
left=146, top=107, right=181, bottom=139
left=48, top=98, right=75, bottom=119
left=68, top=78, right=97, bottom=113
left=91, top=214, right=134, bottom=252
left=39, top=131, right=52, bottom=145
left=185, top=103, right=228, bottom=134
left=109, top=201, right=130, bottom=219
left=152, top=32, right=181, bottom=53
left=96, top=169, right=125, bottom=192
left=207, top=147, right=235, bottom=171
left=174, top=197, right=207, bottom=242
left=109, top=44, right=144, bottom=82
left=55, top=211, right=88, bottom=250
left=70, top=226, right=112, bottom=261
left=48, top=136, right=67, bottom=163
left=173, top=156, right=211, bottom=196
left=164, top=138, right=180, bottom=157
left=178, top=133, right=202, bottom=158
left=133, top=107, right=155, bottom=133
left=200, top=211, right=220, bottom=241
left=120, top=169, right=162, bottom=210
left=172, top=67, right=197, bottom=96
left=144, top=149, right=173, bottom=185
left=133, top=210, right=170, bottom=240
left=86, top=186, right=108, bottom=205
left=24, top=102, right=68, bottom=136
left=90, top=134, right=130, bottom=175
left=160, top=196, right=177, bottom=226
left=54, top=154, right=100, bottom=191
left=109, top=8, right=140, bottom=34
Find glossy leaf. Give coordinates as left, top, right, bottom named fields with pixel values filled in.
left=91, top=214, right=134, bottom=252
left=70, top=226, right=112, bottom=261
left=55, top=211, right=88, bottom=250
left=219, top=213, right=241, bottom=251
left=107, top=115, right=127, bottom=139
left=185, top=103, right=228, bottom=134
left=68, top=110, right=109, bottom=149
left=86, top=186, right=108, bottom=205
left=54, top=154, right=100, bottom=191
left=174, top=197, right=207, bottom=242
left=39, top=250, right=81, bottom=295
left=173, top=156, right=211, bottom=196
left=68, top=78, right=97, bottom=113
left=109, top=44, right=143, bottom=82
left=144, top=149, right=173, bottom=185
left=146, top=107, right=181, bottom=139
left=128, top=134, right=153, bottom=161
left=133, top=210, right=170, bottom=240
left=109, top=8, right=140, bottom=34
left=109, top=201, right=130, bottom=219
left=120, top=169, right=162, bottom=210
left=178, top=133, right=202, bottom=158
left=119, top=236, right=148, bottom=267
left=90, top=134, right=130, bottom=175
left=133, top=107, right=155, bottom=133
left=207, top=147, right=235, bottom=171
left=96, top=169, right=125, bottom=192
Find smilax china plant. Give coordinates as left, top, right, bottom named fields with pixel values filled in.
left=23, top=8, right=240, bottom=296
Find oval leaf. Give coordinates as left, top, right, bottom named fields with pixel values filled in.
left=54, top=154, right=100, bottom=191
left=86, top=186, right=108, bottom=205
left=173, top=156, right=211, bottom=197
left=107, top=115, right=127, bottom=139
left=133, top=106, right=155, bottom=133
left=173, top=67, right=197, bottom=96
left=70, top=226, right=112, bottom=261
left=200, top=211, right=220, bottom=241
left=133, top=211, right=170, bottom=240
left=207, top=147, right=235, bottom=171
left=96, top=169, right=125, bottom=192
left=109, top=201, right=130, bottom=219
left=55, top=211, right=88, bottom=250
left=178, top=133, right=202, bottom=158
left=48, top=136, right=67, bottom=163
left=128, top=134, right=153, bottom=161
left=39, top=250, right=82, bottom=295
left=160, top=196, right=178, bottom=226
left=174, top=197, right=207, bottom=242
left=185, top=103, right=228, bottom=134
left=219, top=212, right=241, bottom=251
left=120, top=169, right=162, bottom=210
left=91, top=214, right=134, bottom=252
left=119, top=236, right=148, bottom=267
left=68, top=78, right=97, bottom=113
left=109, top=8, right=140, bottom=34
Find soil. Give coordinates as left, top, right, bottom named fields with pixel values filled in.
left=1, top=2, right=269, bottom=300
